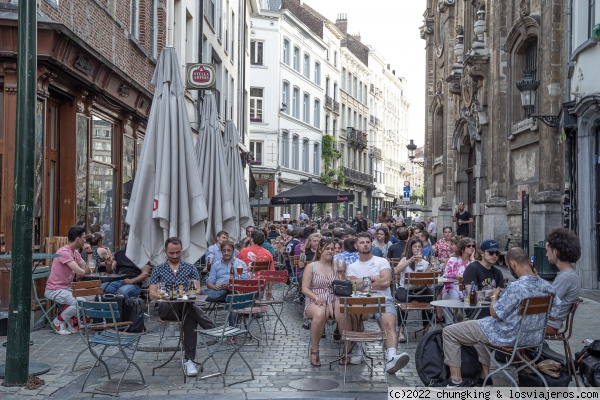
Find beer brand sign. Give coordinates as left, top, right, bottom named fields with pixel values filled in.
left=186, top=63, right=216, bottom=89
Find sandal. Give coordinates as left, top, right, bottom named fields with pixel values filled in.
left=302, top=322, right=311, bottom=330
left=398, top=331, right=407, bottom=343
left=310, top=350, right=321, bottom=367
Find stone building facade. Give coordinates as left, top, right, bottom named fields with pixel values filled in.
left=421, top=0, right=566, bottom=263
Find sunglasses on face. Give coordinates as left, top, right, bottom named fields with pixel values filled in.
left=486, top=251, right=500, bottom=256
left=466, top=244, right=476, bottom=248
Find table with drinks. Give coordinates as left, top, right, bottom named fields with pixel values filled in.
left=152, top=279, right=207, bottom=380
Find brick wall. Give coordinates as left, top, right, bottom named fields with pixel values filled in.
left=4, top=0, right=168, bottom=93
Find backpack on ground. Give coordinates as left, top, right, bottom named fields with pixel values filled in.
left=123, top=297, right=146, bottom=333
left=575, top=340, right=600, bottom=387
left=415, top=328, right=482, bottom=387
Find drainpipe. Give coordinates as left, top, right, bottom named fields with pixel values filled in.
left=565, top=0, right=573, bottom=104
left=238, top=0, right=247, bottom=137
left=166, top=0, right=174, bottom=47
left=196, top=0, right=205, bottom=134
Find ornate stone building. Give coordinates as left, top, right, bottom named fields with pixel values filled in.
left=421, top=0, right=566, bottom=260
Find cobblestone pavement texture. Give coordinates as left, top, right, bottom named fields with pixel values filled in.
left=1, top=277, right=599, bottom=399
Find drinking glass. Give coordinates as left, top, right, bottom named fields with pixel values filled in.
left=333, top=259, right=346, bottom=279
left=477, top=291, right=485, bottom=305
left=88, top=259, right=96, bottom=274
left=157, top=283, right=166, bottom=299
left=236, top=265, right=244, bottom=277
left=414, top=252, right=423, bottom=263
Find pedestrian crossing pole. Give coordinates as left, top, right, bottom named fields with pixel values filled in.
left=5, top=0, right=37, bottom=385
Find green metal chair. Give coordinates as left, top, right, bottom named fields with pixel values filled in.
left=78, top=301, right=146, bottom=395
left=31, top=266, right=59, bottom=333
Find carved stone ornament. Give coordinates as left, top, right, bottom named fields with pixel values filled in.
left=461, top=75, right=476, bottom=107
left=436, top=79, right=444, bottom=94
left=437, top=0, right=456, bottom=13
left=420, top=17, right=434, bottom=39
left=74, top=53, right=94, bottom=76
left=118, top=83, right=130, bottom=97
left=519, top=0, right=530, bottom=17
left=37, top=67, right=57, bottom=98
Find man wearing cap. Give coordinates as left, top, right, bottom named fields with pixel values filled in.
left=463, top=239, right=505, bottom=319
left=453, top=202, right=473, bottom=237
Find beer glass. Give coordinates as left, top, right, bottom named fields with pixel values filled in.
left=157, top=283, right=166, bottom=299
left=88, top=259, right=96, bottom=274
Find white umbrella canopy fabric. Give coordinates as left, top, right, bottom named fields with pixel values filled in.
left=195, top=92, right=236, bottom=245
left=125, top=47, right=209, bottom=267
left=223, top=120, right=254, bottom=241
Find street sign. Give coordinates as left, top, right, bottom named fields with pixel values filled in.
left=403, top=186, right=410, bottom=192
left=403, top=192, right=410, bottom=198
left=404, top=180, right=410, bottom=187
left=404, top=199, right=410, bottom=206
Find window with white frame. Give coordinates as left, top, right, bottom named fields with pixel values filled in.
left=303, top=54, right=310, bottom=78
left=314, top=62, right=321, bottom=85
left=333, top=82, right=338, bottom=101
left=130, top=0, right=140, bottom=40
left=250, top=41, right=263, bottom=65
left=231, top=11, right=235, bottom=61
left=302, top=140, right=309, bottom=172
left=314, top=99, right=320, bottom=128
left=282, top=81, right=290, bottom=115
left=283, top=39, right=290, bottom=65
left=250, top=88, right=263, bottom=122
left=334, top=51, right=338, bottom=66
left=588, top=0, right=597, bottom=38
left=341, top=68, right=346, bottom=90
left=250, top=141, right=263, bottom=165
left=293, top=46, right=300, bottom=71
left=282, top=130, right=290, bottom=167
left=313, top=143, right=320, bottom=175
left=293, top=136, right=300, bottom=169
left=207, top=0, right=216, bottom=27
left=303, top=93, right=310, bottom=123
left=293, top=87, right=300, bottom=118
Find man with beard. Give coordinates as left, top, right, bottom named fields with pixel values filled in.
left=149, top=237, right=216, bottom=377
left=433, top=247, right=559, bottom=387
left=376, top=208, right=391, bottom=224
left=452, top=202, right=473, bottom=237
left=346, top=233, right=410, bottom=373
left=103, top=233, right=151, bottom=298
left=351, top=211, right=369, bottom=234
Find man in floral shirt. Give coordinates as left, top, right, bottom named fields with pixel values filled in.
left=434, top=247, right=559, bottom=387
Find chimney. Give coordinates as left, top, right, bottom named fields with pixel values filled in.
left=352, top=32, right=361, bottom=42
left=335, top=13, right=348, bottom=35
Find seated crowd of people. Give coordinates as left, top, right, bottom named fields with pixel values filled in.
left=44, top=211, right=582, bottom=383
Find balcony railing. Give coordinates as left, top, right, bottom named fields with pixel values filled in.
left=347, top=127, right=367, bottom=150
left=325, top=95, right=333, bottom=110
left=343, top=166, right=374, bottom=186
left=370, top=146, right=382, bottom=159
left=370, top=115, right=375, bottom=125
left=333, top=100, right=340, bottom=114
left=370, top=83, right=374, bottom=94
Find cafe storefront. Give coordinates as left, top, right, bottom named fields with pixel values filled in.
left=0, top=22, right=153, bottom=251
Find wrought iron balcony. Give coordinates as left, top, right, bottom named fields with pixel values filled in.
left=347, top=128, right=367, bottom=150
left=343, top=166, right=374, bottom=186
left=325, top=95, right=333, bottom=110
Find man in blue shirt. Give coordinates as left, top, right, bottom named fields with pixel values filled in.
left=417, top=231, right=435, bottom=261
left=149, top=237, right=216, bottom=377
left=435, top=247, right=559, bottom=387
left=202, top=240, right=248, bottom=302
left=333, top=238, right=358, bottom=266
left=205, top=230, right=238, bottom=264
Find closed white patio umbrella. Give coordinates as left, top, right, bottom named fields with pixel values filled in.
left=195, top=92, right=236, bottom=245
left=126, top=47, right=209, bottom=266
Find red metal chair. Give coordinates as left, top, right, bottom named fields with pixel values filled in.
left=255, top=270, right=289, bottom=339
left=228, top=278, right=269, bottom=346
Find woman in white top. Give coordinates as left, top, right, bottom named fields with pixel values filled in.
left=441, top=237, right=476, bottom=324
left=393, top=238, right=433, bottom=342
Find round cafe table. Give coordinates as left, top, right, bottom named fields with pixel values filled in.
left=81, top=273, right=126, bottom=283
left=430, top=299, right=489, bottom=320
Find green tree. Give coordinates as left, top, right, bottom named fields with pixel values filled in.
left=318, top=134, right=345, bottom=215
left=410, top=186, right=424, bottom=205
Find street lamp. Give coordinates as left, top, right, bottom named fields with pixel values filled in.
left=406, top=139, right=417, bottom=161
left=516, top=70, right=560, bottom=127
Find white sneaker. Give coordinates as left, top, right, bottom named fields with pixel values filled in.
left=349, top=343, right=364, bottom=365
left=52, top=318, right=71, bottom=335
left=65, top=319, right=78, bottom=333
left=386, top=352, right=410, bottom=374
left=184, top=359, right=198, bottom=376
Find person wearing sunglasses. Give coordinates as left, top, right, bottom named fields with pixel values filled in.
left=441, top=238, right=476, bottom=324
left=463, top=240, right=506, bottom=319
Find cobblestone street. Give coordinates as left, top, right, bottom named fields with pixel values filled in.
left=1, top=281, right=599, bottom=399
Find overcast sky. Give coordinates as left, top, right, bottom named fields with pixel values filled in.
left=303, top=0, right=427, bottom=146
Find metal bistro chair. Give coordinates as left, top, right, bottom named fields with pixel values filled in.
left=336, top=296, right=388, bottom=385
left=483, top=295, right=554, bottom=389
left=228, top=278, right=269, bottom=346
left=195, top=292, right=257, bottom=386
left=397, top=272, right=436, bottom=343
left=284, top=255, right=302, bottom=302
left=255, top=270, right=289, bottom=339
left=31, top=266, right=59, bottom=333
left=78, top=301, right=146, bottom=395
left=545, top=298, right=583, bottom=387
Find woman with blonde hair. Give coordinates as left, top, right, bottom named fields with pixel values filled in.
left=302, top=237, right=352, bottom=366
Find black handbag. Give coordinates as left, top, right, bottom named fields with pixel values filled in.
left=332, top=280, right=352, bottom=297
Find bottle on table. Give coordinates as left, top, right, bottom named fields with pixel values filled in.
left=188, top=280, right=197, bottom=299
left=169, top=285, right=177, bottom=300
left=469, top=281, right=477, bottom=307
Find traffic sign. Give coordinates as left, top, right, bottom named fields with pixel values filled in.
left=404, top=199, right=410, bottom=206
left=404, top=180, right=410, bottom=187
left=403, top=186, right=410, bottom=192
left=403, top=192, right=410, bottom=198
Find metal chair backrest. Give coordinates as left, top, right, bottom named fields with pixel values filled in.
left=251, top=261, right=271, bottom=275
left=389, top=258, right=401, bottom=269
left=228, top=278, right=265, bottom=296
left=514, top=295, right=554, bottom=347
left=33, top=266, right=51, bottom=280
left=556, top=298, right=582, bottom=339
left=291, top=255, right=300, bottom=268
left=72, top=280, right=103, bottom=297
left=339, top=296, right=386, bottom=316
left=224, top=292, right=256, bottom=311
left=405, top=272, right=435, bottom=288
left=78, top=301, right=123, bottom=339
left=259, top=270, right=288, bottom=283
